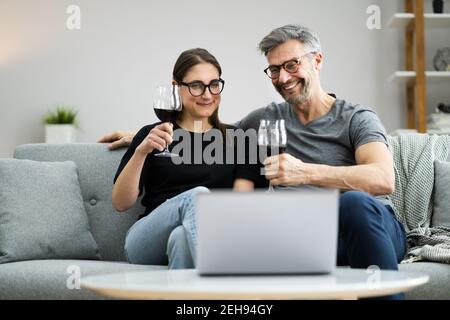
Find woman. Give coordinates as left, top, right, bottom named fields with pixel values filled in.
left=112, top=48, right=262, bottom=269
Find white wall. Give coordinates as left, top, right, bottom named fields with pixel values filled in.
left=0, top=0, right=448, bottom=158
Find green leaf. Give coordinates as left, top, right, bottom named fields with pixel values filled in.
left=44, top=106, right=78, bottom=125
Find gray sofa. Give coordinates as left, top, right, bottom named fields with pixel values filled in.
left=0, top=142, right=449, bottom=299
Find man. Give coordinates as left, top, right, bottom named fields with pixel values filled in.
left=236, top=24, right=406, bottom=276
left=99, top=25, right=406, bottom=298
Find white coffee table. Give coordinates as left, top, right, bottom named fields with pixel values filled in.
left=81, top=267, right=428, bottom=300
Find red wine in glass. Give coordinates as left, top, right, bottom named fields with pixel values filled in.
left=258, top=119, right=287, bottom=192
left=264, top=145, right=286, bottom=157
left=154, top=109, right=181, bottom=123
left=152, top=85, right=182, bottom=157
left=258, top=120, right=287, bottom=158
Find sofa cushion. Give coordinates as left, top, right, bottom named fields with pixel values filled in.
left=0, top=159, right=100, bottom=264
left=432, top=160, right=450, bottom=227
left=399, top=262, right=450, bottom=299
left=0, top=259, right=166, bottom=299
left=14, top=144, right=144, bottom=262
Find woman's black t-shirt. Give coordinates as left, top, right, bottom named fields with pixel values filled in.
left=114, top=122, right=266, bottom=218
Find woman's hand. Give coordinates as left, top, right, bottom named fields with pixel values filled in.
left=135, top=123, right=174, bottom=155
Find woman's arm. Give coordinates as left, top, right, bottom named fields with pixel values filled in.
left=112, top=123, right=174, bottom=212
left=112, top=150, right=147, bottom=212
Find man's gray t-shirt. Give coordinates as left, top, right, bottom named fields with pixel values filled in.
left=235, top=98, right=392, bottom=206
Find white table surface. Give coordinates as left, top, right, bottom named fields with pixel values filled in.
left=81, top=267, right=429, bottom=300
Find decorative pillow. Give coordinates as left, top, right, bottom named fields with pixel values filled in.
left=432, top=160, right=450, bottom=228
left=0, top=159, right=100, bottom=263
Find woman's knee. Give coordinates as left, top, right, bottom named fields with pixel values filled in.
left=124, top=238, right=154, bottom=265
left=124, top=218, right=168, bottom=265
left=180, top=186, right=210, bottom=212
left=124, top=240, right=136, bottom=263
left=171, top=186, right=210, bottom=205
left=187, top=186, right=210, bottom=197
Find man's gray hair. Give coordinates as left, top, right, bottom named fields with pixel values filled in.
left=258, top=24, right=322, bottom=56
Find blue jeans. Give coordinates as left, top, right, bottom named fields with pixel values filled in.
left=337, top=191, right=407, bottom=299
left=124, top=186, right=209, bottom=269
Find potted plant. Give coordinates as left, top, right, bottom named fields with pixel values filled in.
left=44, top=106, right=78, bottom=143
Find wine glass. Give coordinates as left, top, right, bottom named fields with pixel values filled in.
left=258, top=119, right=287, bottom=192
left=153, top=84, right=182, bottom=157
left=278, top=119, right=287, bottom=154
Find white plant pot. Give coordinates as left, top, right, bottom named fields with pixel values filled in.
left=45, top=124, right=76, bottom=143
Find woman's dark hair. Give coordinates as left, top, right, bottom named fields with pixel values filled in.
left=173, top=48, right=226, bottom=137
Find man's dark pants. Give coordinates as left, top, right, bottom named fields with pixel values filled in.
left=337, top=191, right=407, bottom=300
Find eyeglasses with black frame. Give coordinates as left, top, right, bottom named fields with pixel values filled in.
left=263, top=52, right=315, bottom=79
left=179, top=79, right=225, bottom=97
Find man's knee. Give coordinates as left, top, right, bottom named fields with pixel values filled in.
left=340, top=191, right=371, bottom=208
left=339, top=191, right=380, bottom=230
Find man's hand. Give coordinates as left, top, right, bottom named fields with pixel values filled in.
left=263, top=153, right=310, bottom=186
left=97, top=130, right=136, bottom=150
left=262, top=142, right=394, bottom=195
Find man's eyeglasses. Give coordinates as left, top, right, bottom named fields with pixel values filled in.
left=179, top=79, right=225, bottom=97
left=263, top=52, right=315, bottom=79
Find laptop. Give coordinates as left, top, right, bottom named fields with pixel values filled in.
left=196, top=188, right=339, bottom=275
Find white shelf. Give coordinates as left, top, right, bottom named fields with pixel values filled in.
left=388, top=13, right=450, bottom=28
left=388, top=13, right=414, bottom=28
left=389, top=71, right=450, bottom=82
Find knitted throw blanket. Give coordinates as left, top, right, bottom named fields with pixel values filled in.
left=387, top=134, right=450, bottom=263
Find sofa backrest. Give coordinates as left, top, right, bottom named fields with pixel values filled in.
left=14, top=143, right=143, bottom=262
left=13, top=140, right=450, bottom=262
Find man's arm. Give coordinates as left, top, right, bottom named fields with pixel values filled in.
left=98, top=130, right=136, bottom=150
left=233, top=178, right=255, bottom=191
left=97, top=105, right=266, bottom=149
left=265, top=141, right=395, bottom=196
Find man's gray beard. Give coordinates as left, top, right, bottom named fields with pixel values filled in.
left=285, top=92, right=310, bottom=105
left=278, top=79, right=311, bottom=105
